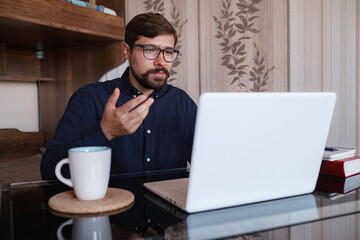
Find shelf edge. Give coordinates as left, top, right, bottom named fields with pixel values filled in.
left=0, top=76, right=55, bottom=82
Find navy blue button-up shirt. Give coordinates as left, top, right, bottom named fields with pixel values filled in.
left=41, top=68, right=197, bottom=180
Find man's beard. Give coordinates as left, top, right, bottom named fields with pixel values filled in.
left=130, top=67, right=170, bottom=91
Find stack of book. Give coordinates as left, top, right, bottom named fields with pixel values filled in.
left=320, top=147, right=358, bottom=177
left=323, top=147, right=356, bottom=161
left=316, top=147, right=360, bottom=194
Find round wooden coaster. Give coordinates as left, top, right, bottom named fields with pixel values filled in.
left=49, top=203, right=134, bottom=219
left=48, top=188, right=134, bottom=214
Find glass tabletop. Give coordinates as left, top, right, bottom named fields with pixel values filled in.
left=1, top=168, right=360, bottom=240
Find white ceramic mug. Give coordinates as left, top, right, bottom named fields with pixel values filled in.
left=55, top=146, right=111, bottom=201
left=57, top=216, right=112, bottom=240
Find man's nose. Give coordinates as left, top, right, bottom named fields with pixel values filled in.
left=154, top=52, right=166, bottom=66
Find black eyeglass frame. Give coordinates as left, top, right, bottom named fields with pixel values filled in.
left=132, top=44, right=179, bottom=63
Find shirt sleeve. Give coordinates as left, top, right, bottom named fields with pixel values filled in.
left=40, top=87, right=113, bottom=180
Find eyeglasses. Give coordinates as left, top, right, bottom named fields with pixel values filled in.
left=132, top=44, right=179, bottom=63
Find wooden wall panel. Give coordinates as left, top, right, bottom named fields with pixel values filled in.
left=0, top=129, right=44, bottom=161
left=0, top=43, right=6, bottom=75
left=5, top=47, right=41, bottom=77
left=70, top=42, right=123, bottom=98
left=40, top=49, right=68, bottom=144
left=39, top=42, right=124, bottom=143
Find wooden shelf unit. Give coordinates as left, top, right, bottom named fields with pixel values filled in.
left=0, top=0, right=125, bottom=144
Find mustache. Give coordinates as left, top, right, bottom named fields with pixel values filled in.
left=145, top=67, right=170, bottom=78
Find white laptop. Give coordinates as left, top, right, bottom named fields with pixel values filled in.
left=144, top=92, right=336, bottom=213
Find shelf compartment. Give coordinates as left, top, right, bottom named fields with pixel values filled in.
left=0, top=0, right=124, bottom=50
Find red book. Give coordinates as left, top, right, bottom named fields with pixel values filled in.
left=319, top=156, right=360, bottom=177
left=316, top=174, right=360, bottom=194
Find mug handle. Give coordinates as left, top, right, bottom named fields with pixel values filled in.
left=55, top=158, right=73, bottom=188
left=56, top=219, right=73, bottom=240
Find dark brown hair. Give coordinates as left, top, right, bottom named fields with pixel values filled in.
left=125, top=13, right=178, bottom=48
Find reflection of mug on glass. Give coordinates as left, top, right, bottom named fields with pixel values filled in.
left=57, top=216, right=112, bottom=240
left=55, top=146, right=111, bottom=201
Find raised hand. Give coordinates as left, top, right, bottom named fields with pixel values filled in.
left=100, top=88, right=154, bottom=140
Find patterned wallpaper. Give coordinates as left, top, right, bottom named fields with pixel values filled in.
left=123, top=0, right=360, bottom=151
left=124, top=0, right=287, bottom=101
left=213, top=0, right=275, bottom=92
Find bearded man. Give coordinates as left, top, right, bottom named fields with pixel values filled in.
left=41, top=13, right=197, bottom=180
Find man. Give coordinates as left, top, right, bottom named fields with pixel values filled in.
left=41, top=13, right=197, bottom=180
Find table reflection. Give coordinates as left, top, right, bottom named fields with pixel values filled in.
left=57, top=216, right=111, bottom=240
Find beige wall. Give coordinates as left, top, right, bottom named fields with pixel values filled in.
left=0, top=81, right=39, bottom=131
left=290, top=0, right=360, bottom=149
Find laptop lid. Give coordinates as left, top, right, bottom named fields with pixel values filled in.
left=185, top=92, right=336, bottom=213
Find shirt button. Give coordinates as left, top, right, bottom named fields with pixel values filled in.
left=137, top=91, right=141, bottom=95
left=133, top=95, right=136, bottom=98
left=147, top=129, right=151, bottom=134
left=146, top=158, right=151, bottom=162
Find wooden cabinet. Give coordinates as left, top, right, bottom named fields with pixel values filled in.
left=0, top=0, right=125, bottom=144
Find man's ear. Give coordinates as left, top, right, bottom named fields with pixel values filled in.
left=124, top=43, right=131, bottom=60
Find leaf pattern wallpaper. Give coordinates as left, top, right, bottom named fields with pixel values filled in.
left=213, top=0, right=275, bottom=92
left=125, top=0, right=286, bottom=99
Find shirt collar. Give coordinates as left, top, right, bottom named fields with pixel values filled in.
left=119, top=67, right=170, bottom=99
